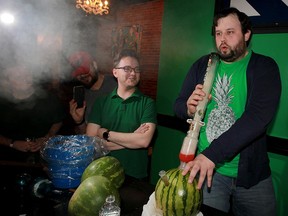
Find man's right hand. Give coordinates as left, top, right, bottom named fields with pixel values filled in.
left=69, top=99, right=86, bottom=124
left=13, top=140, right=40, bottom=152
left=134, top=123, right=150, bottom=134
left=186, top=84, right=207, bottom=117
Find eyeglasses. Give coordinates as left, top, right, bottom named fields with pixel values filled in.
left=115, top=66, right=141, bottom=73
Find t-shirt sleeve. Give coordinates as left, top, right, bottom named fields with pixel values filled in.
left=141, top=97, right=157, bottom=124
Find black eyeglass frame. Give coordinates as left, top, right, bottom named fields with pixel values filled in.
left=115, top=66, right=141, bottom=73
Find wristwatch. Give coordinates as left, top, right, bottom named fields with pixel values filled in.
left=103, top=130, right=110, bottom=141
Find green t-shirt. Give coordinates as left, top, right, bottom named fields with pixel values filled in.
left=88, top=88, right=157, bottom=178
left=198, top=51, right=251, bottom=177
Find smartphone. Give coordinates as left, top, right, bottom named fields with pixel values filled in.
left=73, top=86, right=85, bottom=108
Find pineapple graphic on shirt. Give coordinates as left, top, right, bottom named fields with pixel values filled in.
left=206, top=73, right=236, bottom=143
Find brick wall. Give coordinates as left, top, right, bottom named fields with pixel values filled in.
left=95, top=0, right=164, bottom=99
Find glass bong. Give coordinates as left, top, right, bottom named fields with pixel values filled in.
left=179, top=53, right=219, bottom=170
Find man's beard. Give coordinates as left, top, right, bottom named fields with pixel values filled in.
left=83, top=72, right=99, bottom=89
left=218, top=40, right=246, bottom=62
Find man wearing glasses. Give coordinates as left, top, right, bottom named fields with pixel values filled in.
left=68, top=51, right=117, bottom=134
left=86, top=49, right=157, bottom=215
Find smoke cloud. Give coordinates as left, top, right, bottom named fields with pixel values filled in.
left=0, top=0, right=101, bottom=90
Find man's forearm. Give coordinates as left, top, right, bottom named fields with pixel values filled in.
left=0, top=135, right=13, bottom=147
left=105, top=124, right=156, bottom=149
left=46, top=122, right=63, bottom=137
left=75, top=122, right=87, bottom=134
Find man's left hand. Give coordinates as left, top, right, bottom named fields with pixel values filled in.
left=181, top=154, right=215, bottom=189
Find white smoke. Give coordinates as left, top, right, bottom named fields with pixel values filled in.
left=0, top=0, right=99, bottom=88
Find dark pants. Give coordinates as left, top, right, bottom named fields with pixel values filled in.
left=202, top=172, right=276, bottom=216
left=119, top=175, right=155, bottom=216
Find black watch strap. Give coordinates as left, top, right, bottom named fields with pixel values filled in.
left=103, top=130, right=110, bottom=141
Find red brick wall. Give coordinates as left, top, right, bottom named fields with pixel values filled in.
left=95, top=0, right=164, bottom=99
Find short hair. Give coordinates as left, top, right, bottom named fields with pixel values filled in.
left=212, top=7, right=253, bottom=46
left=113, top=49, right=140, bottom=68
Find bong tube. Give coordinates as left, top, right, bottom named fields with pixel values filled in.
left=179, top=53, right=219, bottom=170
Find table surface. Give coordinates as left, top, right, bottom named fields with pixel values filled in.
left=0, top=163, right=233, bottom=216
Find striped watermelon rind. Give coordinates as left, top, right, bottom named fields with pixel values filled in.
left=68, top=175, right=120, bottom=216
left=81, top=156, right=125, bottom=188
left=155, top=168, right=202, bottom=216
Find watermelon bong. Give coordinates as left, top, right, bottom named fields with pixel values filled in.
left=179, top=53, right=219, bottom=170
left=155, top=168, right=202, bottom=216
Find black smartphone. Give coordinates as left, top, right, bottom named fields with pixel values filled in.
left=73, top=86, right=85, bottom=108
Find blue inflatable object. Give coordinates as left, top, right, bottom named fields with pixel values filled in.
left=41, top=135, right=96, bottom=189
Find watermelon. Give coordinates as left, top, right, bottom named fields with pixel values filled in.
left=68, top=175, right=120, bottom=216
left=155, top=168, right=202, bottom=216
left=81, top=156, right=125, bottom=188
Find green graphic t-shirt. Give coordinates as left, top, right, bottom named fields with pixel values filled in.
left=198, top=51, right=251, bottom=177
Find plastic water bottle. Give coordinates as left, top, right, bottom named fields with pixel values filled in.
left=99, top=195, right=120, bottom=216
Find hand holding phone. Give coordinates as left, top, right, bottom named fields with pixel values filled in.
left=73, top=86, right=85, bottom=108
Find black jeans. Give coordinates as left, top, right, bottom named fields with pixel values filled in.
left=119, top=175, right=155, bottom=216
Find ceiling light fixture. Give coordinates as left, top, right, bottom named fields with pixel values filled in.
left=76, top=0, right=109, bottom=15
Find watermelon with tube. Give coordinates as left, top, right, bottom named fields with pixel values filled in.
left=155, top=168, right=202, bottom=216
left=68, top=175, right=120, bottom=216
left=81, top=156, right=125, bottom=188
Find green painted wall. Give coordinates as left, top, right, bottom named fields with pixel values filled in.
left=251, top=34, right=288, bottom=138
left=156, top=0, right=215, bottom=116
left=151, top=0, right=288, bottom=215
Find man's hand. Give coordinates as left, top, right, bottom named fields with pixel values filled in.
left=134, top=123, right=149, bottom=134
left=187, top=84, right=207, bottom=117
left=34, top=137, right=49, bottom=151
left=181, top=154, right=215, bottom=189
left=29, top=139, right=43, bottom=152
left=69, top=99, right=86, bottom=124
left=12, top=140, right=41, bottom=152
